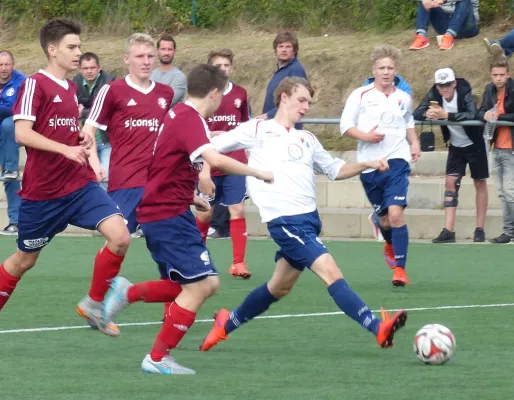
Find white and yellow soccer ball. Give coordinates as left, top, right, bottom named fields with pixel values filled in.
left=413, top=324, right=456, bottom=365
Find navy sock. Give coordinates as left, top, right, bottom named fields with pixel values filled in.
left=328, top=279, right=380, bottom=335
left=225, top=283, right=279, bottom=334
left=392, top=224, right=409, bottom=269
left=380, top=226, right=393, bottom=244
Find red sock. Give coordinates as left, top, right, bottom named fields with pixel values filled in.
left=127, top=280, right=182, bottom=303
left=230, top=218, right=247, bottom=264
left=196, top=217, right=210, bottom=244
left=0, top=264, right=20, bottom=311
left=88, top=247, right=125, bottom=302
left=150, top=302, right=196, bottom=361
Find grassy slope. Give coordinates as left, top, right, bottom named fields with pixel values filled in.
left=0, top=26, right=509, bottom=150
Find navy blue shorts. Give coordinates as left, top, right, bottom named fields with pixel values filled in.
left=204, top=175, right=246, bottom=207
left=141, top=210, right=218, bottom=284
left=267, top=210, right=328, bottom=271
left=360, top=159, right=411, bottom=217
left=18, top=182, right=122, bottom=253
left=109, top=187, right=144, bottom=234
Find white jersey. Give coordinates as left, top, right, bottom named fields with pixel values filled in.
left=211, top=119, right=345, bottom=223
left=339, top=83, right=415, bottom=173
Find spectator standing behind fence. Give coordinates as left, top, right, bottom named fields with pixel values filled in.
left=259, top=32, right=307, bottom=129
left=414, top=68, right=488, bottom=243
left=73, top=53, right=114, bottom=191
left=0, top=50, right=24, bottom=235
left=478, top=60, right=514, bottom=244
left=151, top=34, right=187, bottom=107
left=409, top=0, right=480, bottom=51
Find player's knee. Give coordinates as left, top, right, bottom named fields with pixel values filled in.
left=387, top=207, right=405, bottom=227
left=109, top=229, right=131, bottom=254
left=204, top=275, right=220, bottom=297
left=12, top=251, right=38, bottom=274
left=268, top=283, right=292, bottom=299
left=228, top=204, right=245, bottom=219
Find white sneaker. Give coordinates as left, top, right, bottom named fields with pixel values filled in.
left=77, top=295, right=120, bottom=337
left=102, top=276, right=133, bottom=325
left=368, top=213, right=384, bottom=242
left=141, top=354, right=196, bottom=375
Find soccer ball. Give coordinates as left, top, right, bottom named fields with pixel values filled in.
left=413, top=324, right=456, bottom=365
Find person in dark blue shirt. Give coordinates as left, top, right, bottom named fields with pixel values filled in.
left=260, top=32, right=307, bottom=128
left=0, top=50, right=25, bottom=235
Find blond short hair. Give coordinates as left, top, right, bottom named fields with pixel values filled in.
left=207, top=48, right=234, bottom=65
left=125, top=33, right=154, bottom=55
left=371, top=45, right=401, bottom=66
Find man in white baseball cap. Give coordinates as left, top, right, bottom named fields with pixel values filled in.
left=413, top=67, right=489, bottom=244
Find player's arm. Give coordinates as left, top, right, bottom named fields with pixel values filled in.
left=312, top=135, right=389, bottom=180
left=340, top=91, right=384, bottom=143
left=15, top=120, right=89, bottom=165
left=210, top=120, right=260, bottom=153
left=201, top=148, right=272, bottom=183
left=405, top=100, right=421, bottom=162
left=80, top=123, right=105, bottom=182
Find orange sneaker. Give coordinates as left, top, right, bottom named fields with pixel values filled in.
left=392, top=267, right=410, bottom=287
left=229, top=262, right=252, bottom=279
left=383, top=242, right=396, bottom=269
left=409, top=34, right=429, bottom=50
left=376, top=307, right=408, bottom=348
left=199, top=309, right=230, bottom=351
left=439, top=34, right=455, bottom=50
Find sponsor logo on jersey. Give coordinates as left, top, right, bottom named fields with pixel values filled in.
left=124, top=118, right=160, bottom=132
left=49, top=116, right=78, bottom=131
left=208, top=115, right=239, bottom=126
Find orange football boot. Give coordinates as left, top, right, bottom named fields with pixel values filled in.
left=392, top=267, right=410, bottom=287
left=229, top=262, right=252, bottom=279
left=376, top=307, right=408, bottom=348
left=199, top=309, right=230, bottom=351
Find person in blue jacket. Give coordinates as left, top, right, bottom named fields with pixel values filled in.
left=0, top=50, right=26, bottom=235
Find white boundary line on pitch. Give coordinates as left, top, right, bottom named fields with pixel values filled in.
left=1, top=302, right=513, bottom=335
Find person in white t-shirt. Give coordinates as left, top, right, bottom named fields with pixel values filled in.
left=199, top=77, right=408, bottom=353
left=340, top=45, right=420, bottom=287
left=413, top=68, right=488, bottom=243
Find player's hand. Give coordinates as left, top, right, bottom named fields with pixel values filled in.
left=209, top=130, right=224, bottom=138
left=64, top=146, right=90, bottom=166
left=193, top=195, right=211, bottom=212
left=411, top=142, right=421, bottom=163
left=198, top=176, right=216, bottom=198
left=367, top=125, right=385, bottom=143
left=369, top=159, right=389, bottom=172
left=92, top=165, right=106, bottom=183
left=79, top=130, right=93, bottom=150
left=78, top=104, right=85, bottom=116
left=421, top=0, right=435, bottom=10
left=255, top=170, right=274, bottom=184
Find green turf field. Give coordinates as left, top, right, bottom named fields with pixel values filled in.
left=0, top=236, right=512, bottom=400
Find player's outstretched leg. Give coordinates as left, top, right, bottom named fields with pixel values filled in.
left=103, top=276, right=182, bottom=324
left=387, top=206, right=410, bottom=287
left=310, top=253, right=408, bottom=348
left=0, top=250, right=40, bottom=311
left=200, top=258, right=299, bottom=351
left=228, top=203, right=251, bottom=279
left=77, top=214, right=130, bottom=337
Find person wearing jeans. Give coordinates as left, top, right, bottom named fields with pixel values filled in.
left=484, top=30, right=514, bottom=59
left=410, top=0, right=480, bottom=51
left=478, top=59, right=514, bottom=243
left=0, top=50, right=25, bottom=235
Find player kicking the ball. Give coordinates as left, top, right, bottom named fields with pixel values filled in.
left=101, top=64, right=273, bottom=375
left=0, top=19, right=130, bottom=336
left=199, top=77, right=408, bottom=353
left=195, top=48, right=252, bottom=279
left=340, top=45, right=420, bottom=286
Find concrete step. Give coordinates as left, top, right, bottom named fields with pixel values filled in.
left=245, top=175, right=501, bottom=210
left=0, top=201, right=501, bottom=240
left=243, top=206, right=503, bottom=240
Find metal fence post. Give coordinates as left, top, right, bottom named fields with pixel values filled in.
left=192, top=0, right=198, bottom=26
